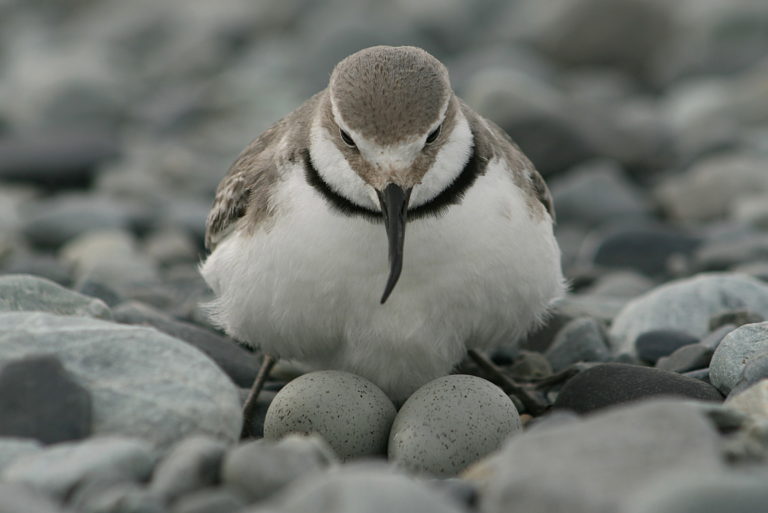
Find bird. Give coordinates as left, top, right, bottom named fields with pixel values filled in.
left=200, top=46, right=565, bottom=433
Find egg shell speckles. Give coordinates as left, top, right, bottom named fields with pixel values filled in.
left=264, top=370, right=397, bottom=461
left=388, top=375, right=521, bottom=477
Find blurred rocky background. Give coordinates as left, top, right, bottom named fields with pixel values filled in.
left=2, top=1, right=768, bottom=512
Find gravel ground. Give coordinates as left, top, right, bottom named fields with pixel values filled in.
left=1, top=0, right=768, bottom=512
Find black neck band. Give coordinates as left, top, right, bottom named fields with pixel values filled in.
left=303, top=136, right=485, bottom=223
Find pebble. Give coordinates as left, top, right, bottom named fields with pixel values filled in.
left=0, top=483, right=65, bottom=513
left=554, top=363, right=722, bottom=414
left=113, top=301, right=258, bottom=388
left=0, top=274, right=111, bottom=319
left=549, top=159, right=651, bottom=229
left=222, top=434, right=337, bottom=502
left=610, top=273, right=768, bottom=355
left=148, top=435, right=226, bottom=504
left=70, top=483, right=165, bottom=513
left=0, top=354, right=92, bottom=444
left=655, top=344, right=714, bottom=373
left=544, top=316, right=611, bottom=371
left=725, top=380, right=768, bottom=422
left=635, top=329, right=699, bottom=364
left=2, top=436, right=156, bottom=499
left=580, top=270, right=655, bottom=299
left=263, top=463, right=467, bottom=513
left=389, top=375, right=521, bottom=477
left=0, top=312, right=242, bottom=448
left=470, top=399, right=723, bottom=513
left=710, top=322, right=768, bottom=396
left=264, top=371, right=396, bottom=461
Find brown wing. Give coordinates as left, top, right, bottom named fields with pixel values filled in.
left=461, top=101, right=555, bottom=222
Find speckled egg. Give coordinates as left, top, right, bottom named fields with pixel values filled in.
left=388, top=375, right=521, bottom=477
left=264, top=370, right=396, bottom=461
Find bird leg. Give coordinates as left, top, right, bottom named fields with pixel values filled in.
left=467, top=349, right=551, bottom=415
left=240, top=353, right=277, bottom=439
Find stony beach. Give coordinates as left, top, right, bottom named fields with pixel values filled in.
left=1, top=0, right=768, bottom=512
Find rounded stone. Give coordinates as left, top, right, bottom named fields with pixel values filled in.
left=263, top=371, right=396, bottom=461
left=710, top=322, right=768, bottom=395
left=388, top=375, right=521, bottom=477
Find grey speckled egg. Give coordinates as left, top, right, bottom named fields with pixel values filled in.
left=264, top=370, right=396, bottom=461
left=388, top=375, right=521, bottom=477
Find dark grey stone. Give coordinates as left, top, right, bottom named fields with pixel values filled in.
left=477, top=399, right=723, bottom=513
left=149, top=435, right=226, bottom=504
left=0, top=312, right=241, bottom=448
left=222, top=435, right=336, bottom=502
left=0, top=355, right=92, bottom=444
left=710, top=322, right=768, bottom=395
left=635, top=330, right=699, bottom=364
left=655, top=344, right=714, bottom=373
left=0, top=131, right=119, bottom=190
left=0, top=253, right=72, bottom=287
left=112, top=301, right=258, bottom=388
left=238, top=389, right=276, bottom=438
left=0, top=274, right=111, bottom=319
left=700, top=324, right=737, bottom=350
left=545, top=316, right=611, bottom=371
left=709, top=309, right=765, bottom=331
left=554, top=363, right=722, bottom=414
left=588, top=226, right=701, bottom=276
left=0, top=483, right=65, bottom=513
left=170, top=489, right=246, bottom=513
left=1, top=437, right=156, bottom=499
left=508, top=350, right=553, bottom=380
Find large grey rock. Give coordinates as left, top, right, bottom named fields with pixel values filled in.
left=610, top=274, right=768, bottom=355
left=261, top=464, right=466, bottom=513
left=0, top=312, right=242, bottom=447
left=0, top=274, right=111, bottom=319
left=149, top=435, right=226, bottom=503
left=625, top=470, right=768, bottom=513
left=710, top=322, right=768, bottom=395
left=470, top=399, right=724, bottom=513
left=0, top=483, right=65, bottom=513
left=0, top=438, right=43, bottom=472
left=725, top=380, right=768, bottom=421
left=1, top=437, right=156, bottom=499
left=222, top=434, right=337, bottom=503
left=733, top=352, right=768, bottom=394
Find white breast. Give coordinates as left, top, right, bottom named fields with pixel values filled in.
left=200, top=159, right=565, bottom=400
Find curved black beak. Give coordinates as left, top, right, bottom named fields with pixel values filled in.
left=376, top=184, right=412, bottom=304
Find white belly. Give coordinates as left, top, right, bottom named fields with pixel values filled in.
left=200, top=160, right=564, bottom=400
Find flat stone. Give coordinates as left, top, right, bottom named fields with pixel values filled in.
left=635, top=330, right=699, bottom=363
left=266, top=463, right=466, bottom=513
left=113, top=301, right=258, bottom=388
left=0, top=131, right=119, bottom=190
left=0, top=438, right=43, bottom=472
left=469, top=399, right=724, bottom=513
left=0, top=355, right=92, bottom=444
left=610, top=273, right=768, bottom=355
left=2, top=437, right=156, bottom=499
left=222, top=434, right=337, bottom=502
left=545, top=316, right=611, bottom=371
left=710, top=322, right=768, bottom=395
left=149, top=435, right=226, bottom=504
left=656, top=344, right=714, bottom=373
left=0, top=312, right=242, bottom=448
left=586, top=225, right=701, bottom=277
left=170, top=488, right=246, bottom=513
left=725, top=380, right=768, bottom=421
left=0, top=274, right=111, bottom=319
left=554, top=363, right=722, bottom=414
left=0, top=483, right=65, bottom=513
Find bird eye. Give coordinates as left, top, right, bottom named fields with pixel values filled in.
left=426, top=124, right=442, bottom=144
left=340, top=129, right=356, bottom=148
